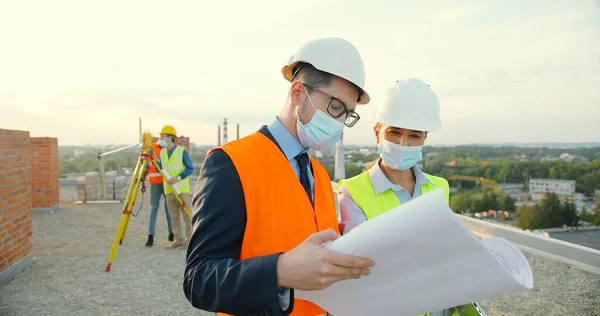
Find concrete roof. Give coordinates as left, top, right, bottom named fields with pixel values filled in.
left=2, top=187, right=597, bottom=315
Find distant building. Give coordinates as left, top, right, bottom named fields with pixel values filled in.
left=572, top=193, right=585, bottom=202
left=529, top=178, right=576, bottom=201
left=445, top=160, right=459, bottom=167
left=559, top=152, right=589, bottom=164
left=497, top=183, right=531, bottom=202
left=497, top=183, right=524, bottom=195
left=175, top=135, right=191, bottom=152
left=358, top=147, right=376, bottom=156
left=541, top=153, right=588, bottom=164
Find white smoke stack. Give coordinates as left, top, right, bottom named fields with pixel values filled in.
left=334, top=132, right=345, bottom=181
left=223, top=118, right=228, bottom=144
left=217, top=124, right=221, bottom=146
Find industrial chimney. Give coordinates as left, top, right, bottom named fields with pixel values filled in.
left=223, top=118, right=228, bottom=144
left=334, top=132, right=345, bottom=181
left=236, top=123, right=240, bottom=140
left=217, top=124, right=221, bottom=146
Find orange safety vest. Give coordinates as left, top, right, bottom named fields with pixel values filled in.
left=215, top=131, right=339, bottom=316
left=148, top=143, right=163, bottom=185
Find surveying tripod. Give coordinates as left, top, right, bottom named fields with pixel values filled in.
left=105, top=131, right=193, bottom=272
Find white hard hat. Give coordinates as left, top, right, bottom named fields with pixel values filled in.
left=282, top=37, right=370, bottom=105
left=374, top=78, right=441, bottom=132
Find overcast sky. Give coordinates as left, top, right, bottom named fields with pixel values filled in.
left=2, top=0, right=599, bottom=146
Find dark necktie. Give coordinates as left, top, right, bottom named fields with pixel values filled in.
left=294, top=152, right=313, bottom=205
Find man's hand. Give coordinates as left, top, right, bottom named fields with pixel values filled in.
left=276, top=229, right=375, bottom=291
left=169, top=177, right=178, bottom=185
left=141, top=184, right=146, bottom=193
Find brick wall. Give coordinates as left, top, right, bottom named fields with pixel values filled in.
left=152, top=136, right=191, bottom=152
left=175, top=136, right=190, bottom=152
left=30, top=137, right=59, bottom=211
left=0, top=129, right=34, bottom=273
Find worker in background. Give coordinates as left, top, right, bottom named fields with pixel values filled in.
left=337, top=78, right=482, bottom=316
left=156, top=125, right=194, bottom=249
left=184, top=37, right=376, bottom=316
left=141, top=140, right=174, bottom=247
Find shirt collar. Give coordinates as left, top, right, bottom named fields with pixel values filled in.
left=368, top=158, right=431, bottom=195
left=266, top=117, right=306, bottom=161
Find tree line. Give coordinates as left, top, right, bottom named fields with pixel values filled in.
left=327, top=147, right=600, bottom=197
left=449, top=187, right=516, bottom=214
left=422, top=145, right=600, bottom=161
left=515, top=192, right=600, bottom=229
left=424, top=158, right=600, bottom=197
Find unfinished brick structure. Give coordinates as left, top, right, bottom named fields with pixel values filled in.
left=0, top=129, right=34, bottom=284
left=0, top=128, right=60, bottom=284
left=30, top=137, right=60, bottom=212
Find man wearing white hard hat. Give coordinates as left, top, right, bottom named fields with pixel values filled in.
left=184, top=37, right=376, bottom=316
left=337, top=79, right=484, bottom=316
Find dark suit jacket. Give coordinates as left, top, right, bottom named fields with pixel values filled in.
left=184, top=126, right=295, bottom=316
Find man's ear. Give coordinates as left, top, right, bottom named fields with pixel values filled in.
left=289, top=81, right=305, bottom=107
left=424, top=132, right=428, bottom=140
left=374, top=125, right=380, bottom=143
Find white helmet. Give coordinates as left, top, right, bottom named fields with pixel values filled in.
left=281, top=37, right=370, bottom=105
left=374, top=78, right=441, bottom=132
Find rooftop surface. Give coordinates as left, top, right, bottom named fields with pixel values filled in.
left=550, top=229, right=600, bottom=251
left=1, top=193, right=599, bottom=315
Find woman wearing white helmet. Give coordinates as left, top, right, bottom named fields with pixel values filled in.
left=337, top=78, right=448, bottom=225
left=337, top=78, right=483, bottom=316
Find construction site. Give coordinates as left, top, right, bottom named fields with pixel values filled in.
left=1, top=122, right=599, bottom=316
left=3, top=0, right=600, bottom=313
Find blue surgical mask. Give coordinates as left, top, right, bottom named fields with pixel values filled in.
left=158, top=139, right=167, bottom=148
left=377, top=139, right=423, bottom=170
left=296, top=87, right=345, bottom=151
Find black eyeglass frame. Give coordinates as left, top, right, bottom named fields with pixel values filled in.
left=303, top=83, right=361, bottom=127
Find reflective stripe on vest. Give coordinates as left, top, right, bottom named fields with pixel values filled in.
left=217, top=132, right=338, bottom=316
left=160, top=146, right=190, bottom=195
left=338, top=171, right=450, bottom=220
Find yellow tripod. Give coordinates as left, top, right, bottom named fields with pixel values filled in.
left=105, top=131, right=193, bottom=272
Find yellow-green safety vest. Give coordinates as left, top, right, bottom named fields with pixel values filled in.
left=338, top=171, right=450, bottom=219
left=337, top=171, right=483, bottom=316
left=160, top=146, right=190, bottom=195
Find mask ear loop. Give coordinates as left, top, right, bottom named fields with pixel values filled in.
left=303, top=85, right=318, bottom=112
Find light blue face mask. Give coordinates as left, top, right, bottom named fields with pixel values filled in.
left=377, top=138, right=423, bottom=170
left=158, top=139, right=167, bottom=148
left=296, top=87, right=345, bottom=151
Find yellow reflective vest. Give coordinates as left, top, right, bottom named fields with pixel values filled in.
left=338, top=171, right=450, bottom=219
left=160, top=146, right=190, bottom=195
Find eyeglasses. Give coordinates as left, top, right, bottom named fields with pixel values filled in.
left=303, top=83, right=361, bottom=127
